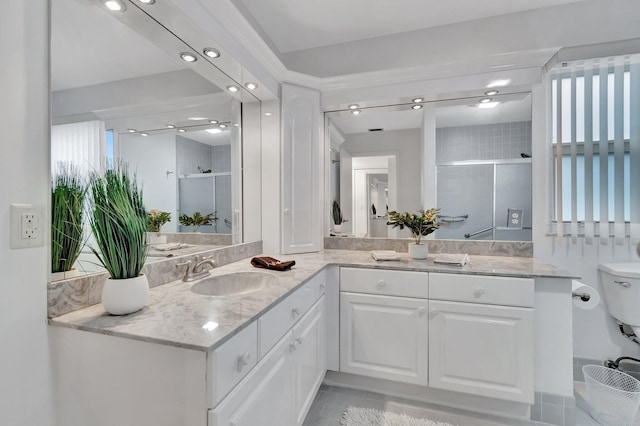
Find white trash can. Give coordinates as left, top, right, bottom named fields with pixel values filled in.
left=583, top=365, right=640, bottom=426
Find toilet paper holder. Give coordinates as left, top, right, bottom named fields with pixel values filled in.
left=573, top=292, right=591, bottom=302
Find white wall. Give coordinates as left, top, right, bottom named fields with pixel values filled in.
left=0, top=1, right=54, bottom=425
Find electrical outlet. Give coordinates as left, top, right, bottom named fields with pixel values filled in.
left=10, top=204, right=44, bottom=249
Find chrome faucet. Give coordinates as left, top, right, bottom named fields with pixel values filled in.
left=176, top=255, right=217, bottom=282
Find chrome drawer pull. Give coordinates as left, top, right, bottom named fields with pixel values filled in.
left=474, top=288, right=486, bottom=297
left=237, top=352, right=251, bottom=372
left=614, top=280, right=631, bottom=288
left=376, top=280, right=386, bottom=288
left=292, top=307, right=300, bottom=316
left=294, top=336, right=303, bottom=345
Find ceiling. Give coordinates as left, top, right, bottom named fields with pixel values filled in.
left=234, top=0, right=582, bottom=53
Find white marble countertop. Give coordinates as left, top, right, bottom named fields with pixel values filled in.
left=49, top=250, right=578, bottom=352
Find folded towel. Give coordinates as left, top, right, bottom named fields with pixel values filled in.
left=434, top=253, right=470, bottom=266
left=251, top=256, right=295, bottom=271
left=154, top=243, right=192, bottom=251
left=370, top=250, right=401, bottom=261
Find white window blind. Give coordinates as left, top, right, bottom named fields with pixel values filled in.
left=51, top=120, right=105, bottom=176
left=550, top=55, right=640, bottom=244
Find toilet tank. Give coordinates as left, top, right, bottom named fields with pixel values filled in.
left=599, top=263, right=640, bottom=327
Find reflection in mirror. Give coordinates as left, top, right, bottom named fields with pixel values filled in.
left=326, top=92, right=532, bottom=242
left=50, top=0, right=259, bottom=279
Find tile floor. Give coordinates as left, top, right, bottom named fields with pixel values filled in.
left=303, top=384, right=629, bottom=426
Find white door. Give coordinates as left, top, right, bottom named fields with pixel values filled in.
left=281, top=83, right=322, bottom=254
left=211, top=332, right=294, bottom=426
left=340, top=292, right=428, bottom=385
left=292, top=297, right=326, bottom=425
left=428, top=300, right=534, bottom=403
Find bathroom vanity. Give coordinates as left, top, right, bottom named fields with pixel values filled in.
left=49, top=250, right=577, bottom=426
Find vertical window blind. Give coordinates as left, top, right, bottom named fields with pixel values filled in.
left=550, top=55, right=640, bottom=244
left=51, top=120, right=105, bottom=177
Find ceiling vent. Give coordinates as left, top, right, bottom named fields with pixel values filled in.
left=368, top=128, right=384, bottom=132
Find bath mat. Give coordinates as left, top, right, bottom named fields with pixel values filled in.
left=340, top=407, right=457, bottom=426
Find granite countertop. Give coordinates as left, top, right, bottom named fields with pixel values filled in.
left=49, top=250, right=577, bottom=352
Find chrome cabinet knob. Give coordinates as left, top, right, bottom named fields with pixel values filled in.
left=376, top=280, right=386, bottom=288
left=292, top=307, right=300, bottom=316
left=474, top=288, right=486, bottom=297
left=237, top=352, right=251, bottom=372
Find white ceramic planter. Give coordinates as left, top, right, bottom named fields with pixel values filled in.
left=408, top=242, right=428, bottom=259
left=102, top=274, right=149, bottom=315
left=333, top=224, right=342, bottom=233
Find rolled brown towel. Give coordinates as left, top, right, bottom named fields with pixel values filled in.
left=251, top=256, right=296, bottom=271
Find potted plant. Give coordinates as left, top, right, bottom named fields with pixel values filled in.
left=387, top=208, right=440, bottom=259
left=146, top=209, right=171, bottom=244
left=88, top=162, right=149, bottom=315
left=178, top=211, right=217, bottom=232
left=51, top=163, right=86, bottom=280
left=332, top=200, right=344, bottom=233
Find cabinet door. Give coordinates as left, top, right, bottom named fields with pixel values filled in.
left=281, top=83, right=322, bottom=254
left=340, top=292, right=428, bottom=386
left=210, top=332, right=294, bottom=426
left=428, top=300, right=534, bottom=403
left=292, top=297, right=326, bottom=425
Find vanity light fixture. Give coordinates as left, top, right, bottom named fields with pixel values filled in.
left=479, top=98, right=492, bottom=103
left=165, top=124, right=176, bottom=129
left=140, top=132, right=149, bottom=137
left=219, top=123, right=228, bottom=128
left=478, top=102, right=499, bottom=109
left=411, top=104, right=423, bottom=110
left=485, top=90, right=499, bottom=96
left=188, top=117, right=207, bottom=121
left=208, top=120, right=218, bottom=124
left=205, top=128, right=222, bottom=134
left=227, top=85, right=240, bottom=93
left=177, top=128, right=186, bottom=133
left=127, top=129, right=136, bottom=133
left=412, top=98, right=424, bottom=103
left=102, top=0, right=126, bottom=12
left=348, top=104, right=359, bottom=110
left=180, top=52, right=197, bottom=63
left=244, top=82, right=258, bottom=90
left=351, top=109, right=361, bottom=116
left=203, top=48, right=221, bottom=59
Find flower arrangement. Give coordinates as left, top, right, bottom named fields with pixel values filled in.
left=146, top=209, right=171, bottom=233
left=387, top=208, right=441, bottom=245
left=178, top=211, right=217, bottom=232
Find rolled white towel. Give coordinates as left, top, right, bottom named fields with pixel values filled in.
left=370, top=250, right=400, bottom=261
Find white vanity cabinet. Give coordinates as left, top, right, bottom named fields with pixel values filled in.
left=339, top=268, right=429, bottom=385
left=428, top=273, right=534, bottom=404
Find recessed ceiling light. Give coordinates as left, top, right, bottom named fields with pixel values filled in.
left=411, top=104, right=423, bottom=110
left=102, top=0, right=126, bottom=11
left=203, top=48, right=220, bottom=59
left=480, top=98, right=492, bottom=103
left=208, top=120, right=218, bottom=124
left=219, top=123, right=227, bottom=128
left=127, top=129, right=136, bottom=133
left=138, top=0, right=155, bottom=4
left=485, top=90, right=499, bottom=96
left=264, top=112, right=272, bottom=116
left=348, top=104, right=359, bottom=109
left=244, top=82, right=258, bottom=90
left=233, top=123, right=240, bottom=127
left=188, top=117, right=207, bottom=121
left=177, top=128, right=186, bottom=133
left=180, top=52, right=197, bottom=63
left=227, top=85, right=239, bottom=93
left=478, top=102, right=499, bottom=109
left=166, top=124, right=176, bottom=129
left=140, top=132, right=149, bottom=137
left=487, top=79, right=511, bottom=88
left=351, top=110, right=361, bottom=115
left=412, top=98, right=424, bottom=103
left=205, top=128, right=222, bottom=134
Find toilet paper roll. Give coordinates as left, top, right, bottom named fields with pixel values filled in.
left=572, top=280, right=600, bottom=310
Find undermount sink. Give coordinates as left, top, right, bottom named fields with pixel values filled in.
left=190, top=271, right=278, bottom=296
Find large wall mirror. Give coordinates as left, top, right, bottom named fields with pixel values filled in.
left=51, top=0, right=262, bottom=278
left=327, top=92, right=532, bottom=241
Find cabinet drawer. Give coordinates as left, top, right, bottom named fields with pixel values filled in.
left=340, top=267, right=428, bottom=298
left=258, top=278, right=319, bottom=358
left=429, top=273, right=534, bottom=307
left=208, top=321, right=258, bottom=407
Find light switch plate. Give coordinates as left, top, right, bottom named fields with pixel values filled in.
left=10, top=203, right=44, bottom=249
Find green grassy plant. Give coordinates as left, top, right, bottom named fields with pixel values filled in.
left=89, top=162, right=148, bottom=279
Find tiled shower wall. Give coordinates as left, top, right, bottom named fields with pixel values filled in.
left=176, top=137, right=231, bottom=175
left=436, top=121, right=532, bottom=163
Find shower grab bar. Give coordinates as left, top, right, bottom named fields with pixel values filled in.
left=464, top=227, right=493, bottom=239
left=439, top=214, right=468, bottom=223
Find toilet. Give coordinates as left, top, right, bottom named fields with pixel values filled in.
left=599, top=262, right=640, bottom=341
